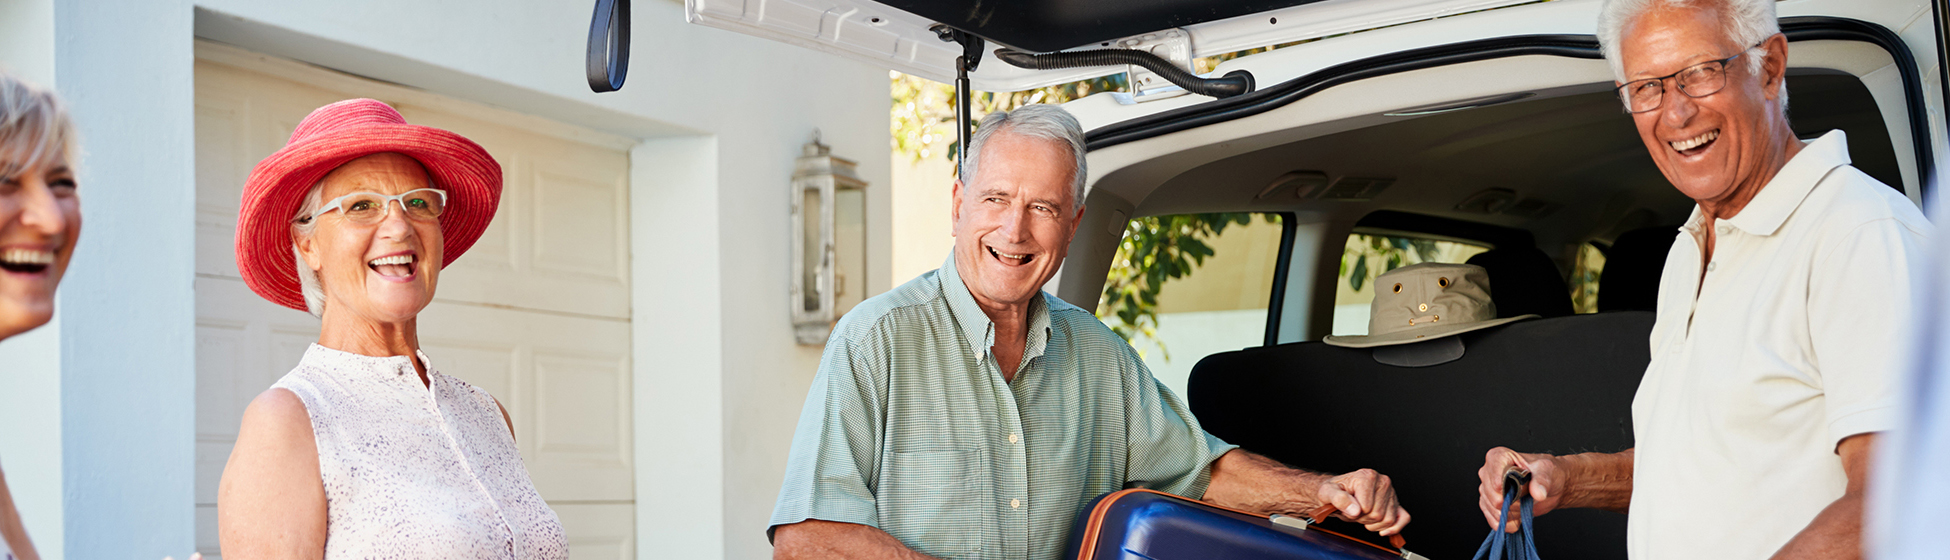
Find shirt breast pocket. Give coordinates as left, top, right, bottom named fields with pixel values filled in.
left=878, top=449, right=985, bottom=558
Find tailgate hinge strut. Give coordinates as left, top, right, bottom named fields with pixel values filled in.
left=933, top=25, right=986, bottom=172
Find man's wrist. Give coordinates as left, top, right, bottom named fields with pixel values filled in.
left=1551, top=453, right=1590, bottom=508
left=1554, top=451, right=1632, bottom=512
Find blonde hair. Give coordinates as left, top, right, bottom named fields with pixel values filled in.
left=0, top=72, right=78, bottom=181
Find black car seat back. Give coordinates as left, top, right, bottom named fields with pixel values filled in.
left=1186, top=311, right=1654, bottom=559
left=1598, top=226, right=1680, bottom=312
left=1465, top=246, right=1575, bottom=318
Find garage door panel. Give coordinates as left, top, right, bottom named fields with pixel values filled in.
left=533, top=169, right=627, bottom=279
left=436, top=147, right=631, bottom=318
left=195, top=321, right=249, bottom=439
left=414, top=302, right=634, bottom=502
left=454, top=151, right=521, bottom=271
left=195, top=439, right=233, bottom=505
left=554, top=503, right=636, bottom=560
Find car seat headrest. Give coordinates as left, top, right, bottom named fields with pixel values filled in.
left=1465, top=245, right=1574, bottom=318
left=1598, top=225, right=1681, bottom=313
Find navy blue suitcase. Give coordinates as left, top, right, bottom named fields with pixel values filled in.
left=1065, top=489, right=1429, bottom=560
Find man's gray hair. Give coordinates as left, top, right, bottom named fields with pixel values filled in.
left=290, top=182, right=327, bottom=318
left=959, top=104, right=1088, bottom=207
left=1596, top=0, right=1787, bottom=109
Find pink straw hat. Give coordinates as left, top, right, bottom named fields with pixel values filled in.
left=235, top=98, right=501, bottom=311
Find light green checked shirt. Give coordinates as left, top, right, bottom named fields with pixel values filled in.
left=770, top=253, right=1237, bottom=560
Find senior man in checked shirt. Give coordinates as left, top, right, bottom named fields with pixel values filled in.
left=768, top=104, right=1409, bottom=560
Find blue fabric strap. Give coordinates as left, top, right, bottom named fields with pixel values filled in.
left=1472, top=479, right=1542, bottom=560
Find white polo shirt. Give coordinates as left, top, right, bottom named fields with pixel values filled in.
left=1628, top=130, right=1930, bottom=559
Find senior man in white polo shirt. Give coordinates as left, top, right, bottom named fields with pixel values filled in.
left=1474, top=0, right=1930, bottom=558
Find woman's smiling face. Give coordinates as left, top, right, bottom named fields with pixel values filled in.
left=0, top=153, right=80, bottom=339
left=296, top=153, right=444, bottom=325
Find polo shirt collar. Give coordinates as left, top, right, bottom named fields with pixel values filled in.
left=1714, top=130, right=1852, bottom=237
left=939, top=251, right=1052, bottom=363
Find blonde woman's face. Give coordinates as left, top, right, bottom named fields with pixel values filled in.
left=0, top=155, right=80, bottom=339
left=295, top=153, right=443, bottom=325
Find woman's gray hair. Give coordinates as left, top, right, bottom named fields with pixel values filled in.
left=290, top=182, right=327, bottom=318
left=0, top=71, right=78, bottom=181
left=1596, top=0, right=1787, bottom=109
left=959, top=104, right=1088, bottom=207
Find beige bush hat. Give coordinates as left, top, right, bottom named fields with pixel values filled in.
left=1324, top=262, right=1537, bottom=348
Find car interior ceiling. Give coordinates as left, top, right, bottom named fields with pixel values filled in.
left=1105, top=68, right=1898, bottom=318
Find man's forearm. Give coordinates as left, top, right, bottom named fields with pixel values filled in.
left=1556, top=449, right=1634, bottom=513
left=1767, top=492, right=1863, bottom=560
left=773, top=519, right=939, bottom=560
left=1202, top=449, right=1333, bottom=515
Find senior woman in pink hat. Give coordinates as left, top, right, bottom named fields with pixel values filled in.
left=217, top=99, right=565, bottom=559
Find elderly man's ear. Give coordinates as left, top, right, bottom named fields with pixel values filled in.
left=1760, top=33, right=1790, bottom=101
left=950, top=179, right=963, bottom=227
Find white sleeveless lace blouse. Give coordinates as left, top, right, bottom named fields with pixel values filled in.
left=273, top=344, right=567, bottom=559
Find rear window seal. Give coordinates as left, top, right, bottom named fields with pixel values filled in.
left=1085, top=17, right=1936, bottom=196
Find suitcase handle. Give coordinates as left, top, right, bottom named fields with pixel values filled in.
left=1306, top=503, right=1409, bottom=551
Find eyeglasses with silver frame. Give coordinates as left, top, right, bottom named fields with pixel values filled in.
left=294, top=188, right=449, bottom=226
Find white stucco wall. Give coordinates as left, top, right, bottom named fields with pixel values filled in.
left=0, top=1, right=201, bottom=558
left=0, top=1, right=889, bottom=558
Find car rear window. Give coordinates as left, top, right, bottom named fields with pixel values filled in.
left=1098, top=213, right=1285, bottom=397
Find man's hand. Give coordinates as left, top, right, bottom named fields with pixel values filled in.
left=1204, top=449, right=1411, bottom=536
left=1477, top=447, right=1568, bottom=532
left=1475, top=447, right=1634, bottom=533
left=1317, top=468, right=1410, bottom=536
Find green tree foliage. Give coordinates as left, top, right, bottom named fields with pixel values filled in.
left=1569, top=243, right=1606, bottom=313
left=1095, top=213, right=1253, bottom=360
left=1340, top=235, right=1442, bottom=291
left=890, top=71, right=1125, bottom=165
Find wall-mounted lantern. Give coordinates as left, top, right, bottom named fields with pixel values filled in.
left=791, top=132, right=869, bottom=345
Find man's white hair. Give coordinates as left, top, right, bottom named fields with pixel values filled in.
left=290, top=182, right=327, bottom=318
left=1596, top=0, right=1787, bottom=109
left=959, top=104, right=1088, bottom=207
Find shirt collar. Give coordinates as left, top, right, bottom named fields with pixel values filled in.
left=304, top=343, right=436, bottom=379
left=1716, top=129, right=1852, bottom=237
left=938, top=251, right=1053, bottom=363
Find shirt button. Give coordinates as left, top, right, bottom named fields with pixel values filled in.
left=1717, top=225, right=1731, bottom=235
left=1706, top=262, right=1717, bottom=272
left=1009, top=433, right=1020, bottom=444
left=1011, top=498, right=1021, bottom=509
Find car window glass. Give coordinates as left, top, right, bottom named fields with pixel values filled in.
left=1098, top=213, right=1284, bottom=398
left=1331, top=234, right=1488, bottom=336
left=1570, top=242, right=1606, bottom=314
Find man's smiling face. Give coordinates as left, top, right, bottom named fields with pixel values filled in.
left=951, top=131, right=1085, bottom=312
left=1620, top=3, right=1787, bottom=205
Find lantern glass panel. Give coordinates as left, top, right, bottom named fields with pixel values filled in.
left=834, top=186, right=867, bottom=316
left=801, top=186, right=825, bottom=313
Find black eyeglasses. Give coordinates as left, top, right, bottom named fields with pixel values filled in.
left=1615, top=45, right=1760, bottom=114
